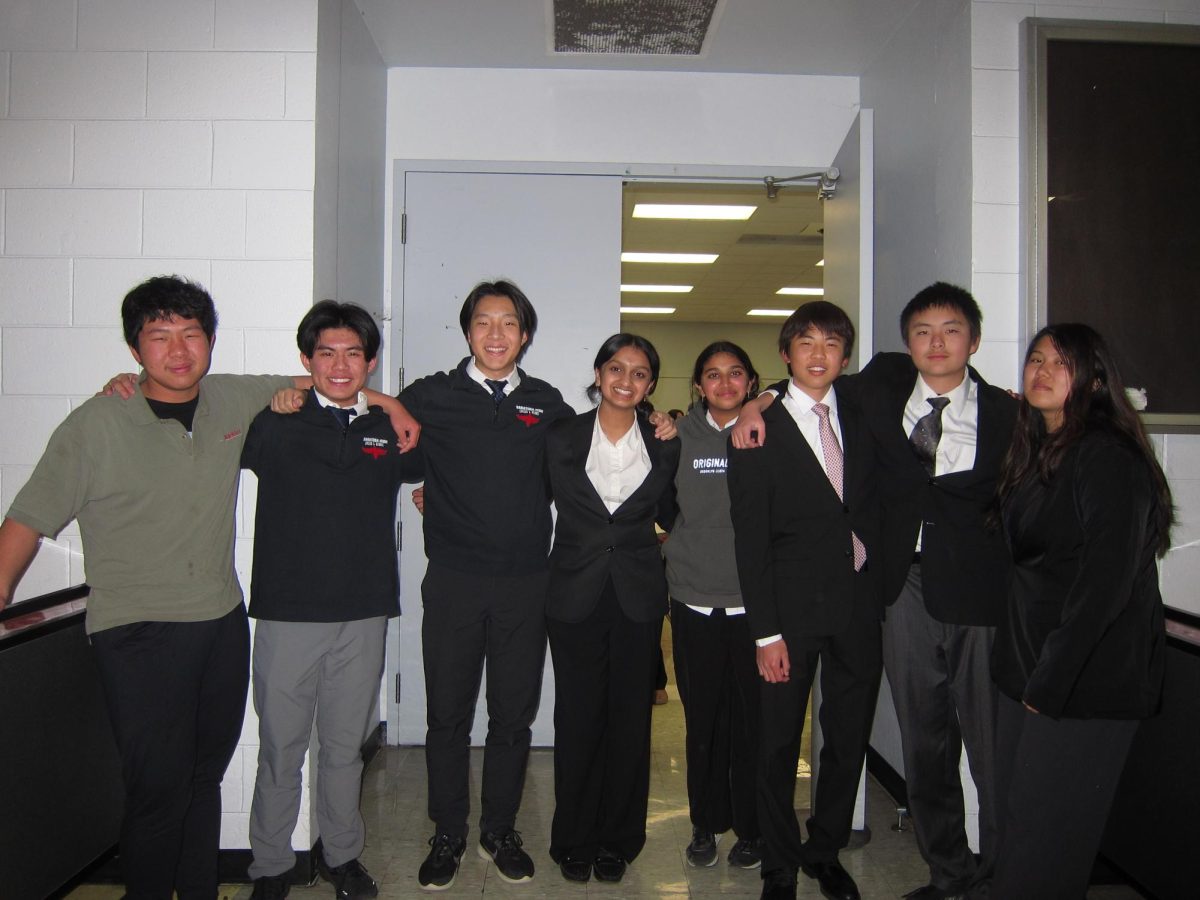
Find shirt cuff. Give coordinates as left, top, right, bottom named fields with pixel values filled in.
left=756, top=634, right=783, bottom=647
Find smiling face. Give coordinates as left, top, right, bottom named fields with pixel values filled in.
left=130, top=314, right=214, bottom=402
left=781, top=326, right=849, bottom=401
left=1023, top=334, right=1072, bottom=432
left=302, top=326, right=377, bottom=406
left=594, top=345, right=656, bottom=412
left=696, top=351, right=753, bottom=426
left=904, top=304, right=980, bottom=393
left=467, top=293, right=528, bottom=380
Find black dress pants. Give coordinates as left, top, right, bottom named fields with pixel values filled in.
left=547, top=581, right=659, bottom=863
left=90, top=603, right=250, bottom=900
left=671, top=600, right=760, bottom=840
left=421, top=563, right=549, bottom=838
left=758, top=589, right=881, bottom=875
left=991, top=693, right=1138, bottom=899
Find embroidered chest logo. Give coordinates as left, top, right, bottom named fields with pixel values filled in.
left=515, top=404, right=544, bottom=428
left=223, top=429, right=242, bottom=441
left=362, top=436, right=389, bottom=459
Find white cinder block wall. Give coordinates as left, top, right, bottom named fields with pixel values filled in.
left=0, top=0, right=323, bottom=851
left=970, top=0, right=1200, bottom=618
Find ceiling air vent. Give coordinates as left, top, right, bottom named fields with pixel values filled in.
left=736, top=234, right=824, bottom=247
left=552, top=0, right=721, bottom=55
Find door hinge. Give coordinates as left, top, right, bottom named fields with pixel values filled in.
left=400, top=211, right=407, bottom=244
left=394, top=673, right=402, bottom=705
left=396, top=520, right=402, bottom=552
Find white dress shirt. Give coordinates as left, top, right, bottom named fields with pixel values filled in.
left=585, top=415, right=651, bottom=514
left=904, top=372, right=978, bottom=551
left=466, top=357, right=520, bottom=396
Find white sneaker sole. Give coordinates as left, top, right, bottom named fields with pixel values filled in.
left=477, top=842, right=534, bottom=884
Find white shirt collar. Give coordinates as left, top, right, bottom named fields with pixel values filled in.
left=914, top=370, right=976, bottom=412
left=466, top=357, right=521, bottom=392
left=705, top=409, right=737, bottom=431
left=785, top=380, right=838, bottom=416
left=313, top=389, right=368, bottom=417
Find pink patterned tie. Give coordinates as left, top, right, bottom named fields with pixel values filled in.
left=813, top=403, right=867, bottom=572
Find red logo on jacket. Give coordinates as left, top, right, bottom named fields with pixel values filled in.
left=515, top=404, right=544, bottom=428
left=362, top=436, right=389, bottom=459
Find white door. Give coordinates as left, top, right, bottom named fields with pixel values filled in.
left=388, top=170, right=623, bottom=746
left=811, top=109, right=875, bottom=832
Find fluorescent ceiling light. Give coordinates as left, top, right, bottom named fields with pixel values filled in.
left=747, top=309, right=795, bottom=317
left=621, top=252, right=719, bottom=264
left=632, top=204, right=756, bottom=221
left=776, top=287, right=825, bottom=296
left=621, top=306, right=676, bottom=315
left=816, top=259, right=825, bottom=267
left=620, top=284, right=693, bottom=293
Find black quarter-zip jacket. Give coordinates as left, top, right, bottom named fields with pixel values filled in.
left=241, top=390, right=424, bottom=622
left=399, top=357, right=574, bottom=576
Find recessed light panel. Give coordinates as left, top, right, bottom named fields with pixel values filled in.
left=620, top=284, right=693, bottom=293
left=776, top=287, right=825, bottom=296
left=621, top=306, right=677, bottom=315
left=632, top=204, right=756, bottom=221
left=747, top=309, right=795, bottom=317
left=621, top=252, right=718, bottom=264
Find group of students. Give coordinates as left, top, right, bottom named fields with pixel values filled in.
left=0, top=274, right=1170, bottom=900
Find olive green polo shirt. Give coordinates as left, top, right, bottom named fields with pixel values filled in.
left=7, top=374, right=293, bottom=634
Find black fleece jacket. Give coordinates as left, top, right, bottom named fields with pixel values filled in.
left=241, top=390, right=423, bottom=622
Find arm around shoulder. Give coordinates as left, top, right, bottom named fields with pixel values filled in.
left=0, top=518, right=45, bottom=611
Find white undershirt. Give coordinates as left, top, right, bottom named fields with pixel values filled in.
left=313, top=389, right=368, bottom=418
left=465, top=357, right=520, bottom=396
left=585, top=415, right=651, bottom=514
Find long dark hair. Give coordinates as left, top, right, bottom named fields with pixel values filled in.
left=996, top=323, right=1173, bottom=555
left=586, top=333, right=660, bottom=414
left=690, top=340, right=760, bottom=408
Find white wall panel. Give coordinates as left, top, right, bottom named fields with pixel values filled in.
left=246, top=191, right=314, bottom=258
left=0, top=122, right=72, bottom=186
left=0, top=53, right=9, bottom=116
left=0, top=398, right=74, bottom=463
left=5, top=189, right=142, bottom=256
left=972, top=135, right=1019, bottom=204
left=216, top=0, right=318, bottom=51
left=213, top=121, right=315, bottom=189
left=972, top=2, right=1035, bottom=67
left=148, top=52, right=285, bottom=119
left=10, top=52, right=147, bottom=119
left=970, top=272, right=1021, bottom=341
left=971, top=67, right=1020, bottom=136
left=3, top=327, right=132, bottom=396
left=284, top=52, right=318, bottom=119
left=73, top=259, right=212, bottom=325
left=75, top=122, right=214, bottom=188
left=1034, top=3, right=1164, bottom=20
left=971, top=202, right=1020, bottom=273
left=78, top=0, right=216, bottom=50
left=209, top=260, right=314, bottom=326
left=242, top=328, right=302, bottom=376
left=0, top=257, right=71, bottom=324
left=0, top=1, right=76, bottom=52
left=143, top=189, right=246, bottom=257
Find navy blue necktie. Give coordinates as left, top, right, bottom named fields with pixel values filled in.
left=329, top=406, right=352, bottom=430
left=484, top=379, right=507, bottom=408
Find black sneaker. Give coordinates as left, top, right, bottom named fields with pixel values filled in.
left=477, top=829, right=535, bottom=883
left=686, top=828, right=718, bottom=867
left=249, top=874, right=290, bottom=900
left=419, top=833, right=466, bottom=891
left=727, top=836, right=765, bottom=869
left=321, top=858, right=378, bottom=900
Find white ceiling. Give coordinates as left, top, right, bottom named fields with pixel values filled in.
left=355, top=0, right=921, bottom=77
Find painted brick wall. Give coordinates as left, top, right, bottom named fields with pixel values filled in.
left=0, top=0, right=320, bottom=851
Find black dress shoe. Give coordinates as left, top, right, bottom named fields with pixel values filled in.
left=760, top=867, right=798, bottom=900
left=592, top=848, right=627, bottom=882
left=800, top=858, right=860, bottom=900
left=903, top=885, right=963, bottom=900
left=559, top=855, right=591, bottom=882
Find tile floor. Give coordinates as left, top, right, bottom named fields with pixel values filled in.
left=66, top=638, right=1144, bottom=899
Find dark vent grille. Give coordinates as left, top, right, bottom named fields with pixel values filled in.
left=737, top=234, right=823, bottom=246
left=553, top=0, right=719, bottom=55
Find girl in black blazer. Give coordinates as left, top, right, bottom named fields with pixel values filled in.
left=990, top=323, right=1173, bottom=898
left=544, top=334, right=680, bottom=884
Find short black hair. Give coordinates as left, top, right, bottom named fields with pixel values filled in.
left=121, top=275, right=217, bottom=348
left=900, top=281, right=983, bottom=345
left=296, top=300, right=381, bottom=362
left=458, top=280, right=538, bottom=359
left=778, top=300, right=855, bottom=360
left=586, top=333, right=661, bottom=406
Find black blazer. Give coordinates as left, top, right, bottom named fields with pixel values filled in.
left=545, top=410, right=680, bottom=624
left=854, top=352, right=1017, bottom=626
left=727, top=386, right=880, bottom=643
left=991, top=431, right=1165, bottom=720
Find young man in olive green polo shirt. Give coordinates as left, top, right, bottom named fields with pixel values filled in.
left=0, top=276, right=417, bottom=900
